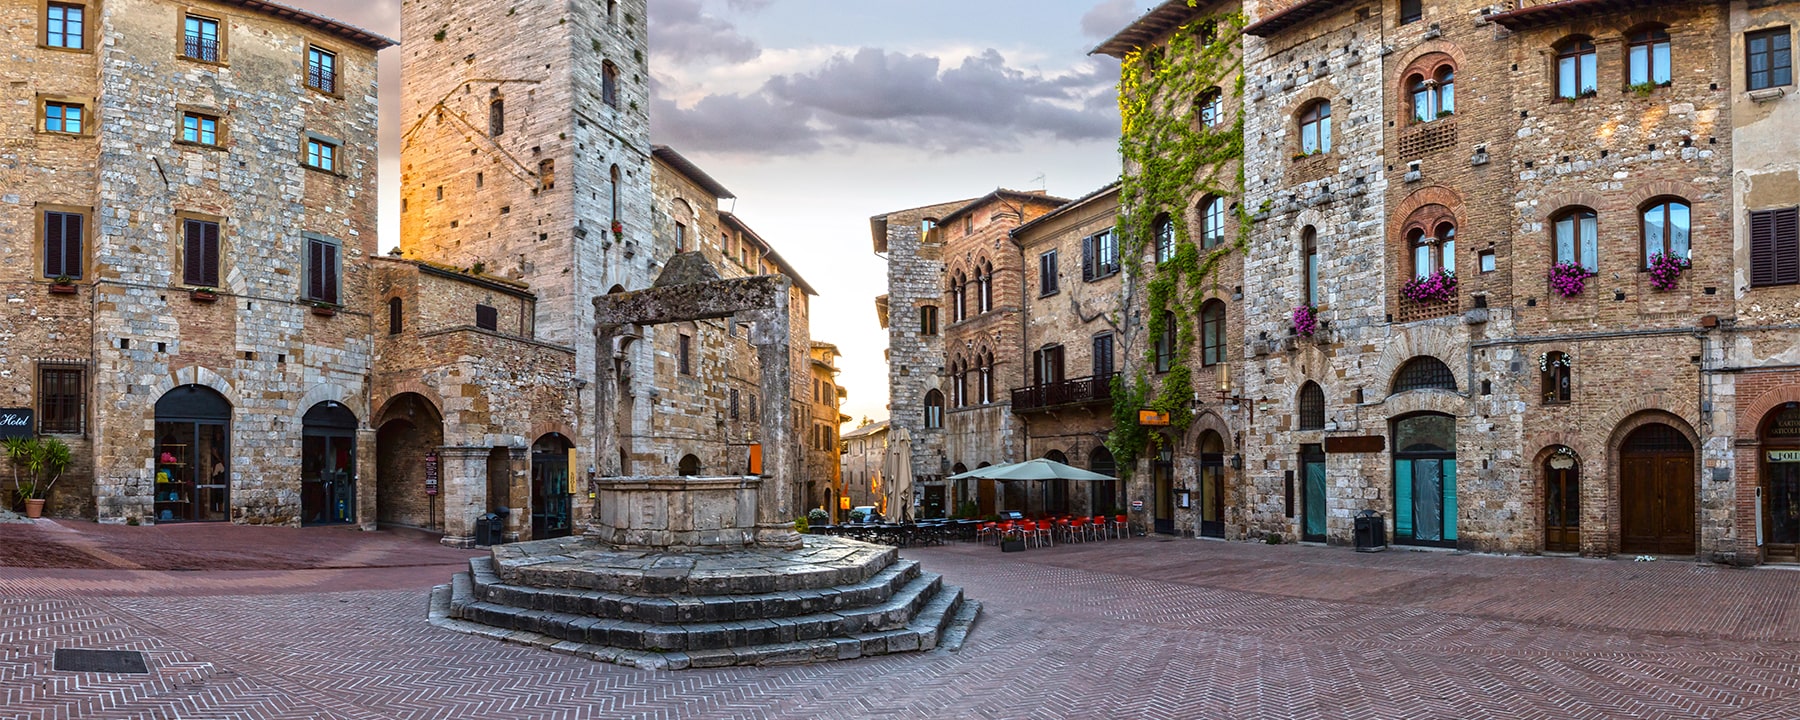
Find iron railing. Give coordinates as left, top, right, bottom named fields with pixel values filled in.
left=1011, top=373, right=1118, bottom=412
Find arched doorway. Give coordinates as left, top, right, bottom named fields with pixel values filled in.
left=1394, top=413, right=1456, bottom=547
left=1043, top=450, right=1069, bottom=516
left=1198, top=431, right=1225, bottom=538
left=375, top=393, right=444, bottom=531
left=301, top=401, right=357, bottom=526
left=1153, top=439, right=1175, bottom=535
left=1544, top=447, right=1581, bottom=553
left=1619, top=422, right=1695, bottom=555
left=678, top=453, right=701, bottom=476
left=154, top=385, right=232, bottom=523
left=1089, top=447, right=1117, bottom=515
left=1763, top=403, right=1800, bottom=562
left=531, top=433, right=574, bottom=539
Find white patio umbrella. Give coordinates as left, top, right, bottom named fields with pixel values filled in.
left=950, top=458, right=1113, bottom=483
left=883, top=426, right=914, bottom=523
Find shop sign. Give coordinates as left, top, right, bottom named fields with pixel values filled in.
left=1770, top=407, right=1800, bottom=439
left=0, top=409, right=31, bottom=439
left=424, top=451, right=439, bottom=496
left=1769, top=450, right=1800, bottom=463
left=1324, top=435, right=1385, bottom=454
left=1137, top=410, right=1171, bottom=426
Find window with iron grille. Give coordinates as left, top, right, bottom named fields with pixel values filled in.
left=304, top=235, right=340, bottom=304
left=307, top=46, right=336, bottom=93
left=731, top=388, right=740, bottom=420
left=476, top=304, right=498, bottom=331
left=1297, top=381, right=1325, bottom=430
left=38, top=365, right=84, bottom=434
left=43, top=210, right=83, bottom=280
left=183, top=14, right=220, bottom=62
left=603, top=61, right=620, bottom=107
left=46, top=3, right=84, bottom=49
left=678, top=333, right=692, bottom=375
left=1393, top=356, right=1457, bottom=393
left=182, top=218, right=221, bottom=287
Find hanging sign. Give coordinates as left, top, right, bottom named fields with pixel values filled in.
left=1137, top=410, right=1171, bottom=426
left=0, top=409, right=32, bottom=439
left=424, top=451, right=440, bottom=496
left=1769, top=450, right=1800, bottom=463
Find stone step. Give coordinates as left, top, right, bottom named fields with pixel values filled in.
left=448, top=570, right=948, bottom=652
left=467, top=555, right=924, bottom=624
left=907, top=583, right=964, bottom=651
left=936, top=598, right=982, bottom=652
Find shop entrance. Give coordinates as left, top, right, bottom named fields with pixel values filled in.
left=301, top=402, right=357, bottom=526
left=1544, top=448, right=1581, bottom=553
left=1394, top=413, right=1457, bottom=547
left=1153, top=443, right=1174, bottom=535
left=153, top=385, right=231, bottom=523
left=531, top=433, right=574, bottom=540
left=1761, top=404, right=1800, bottom=562
left=1198, top=431, right=1225, bottom=538
left=1619, top=423, right=1695, bottom=556
left=1300, top=444, right=1326, bottom=543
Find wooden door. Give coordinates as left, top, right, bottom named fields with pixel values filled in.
left=977, top=478, right=995, bottom=516
left=1544, top=465, right=1579, bottom=552
left=1620, top=425, right=1695, bottom=555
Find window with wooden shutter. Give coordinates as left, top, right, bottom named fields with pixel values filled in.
left=1081, top=235, right=1095, bottom=281
left=305, top=235, right=340, bottom=304
left=1751, top=207, right=1800, bottom=287
left=388, top=297, right=403, bottom=334
left=43, top=210, right=83, bottom=279
left=183, top=218, right=220, bottom=287
left=476, top=304, right=498, bottom=331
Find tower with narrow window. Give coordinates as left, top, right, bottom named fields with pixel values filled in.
left=399, top=0, right=654, bottom=459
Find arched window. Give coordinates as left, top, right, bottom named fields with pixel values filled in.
left=951, top=357, right=966, bottom=407
left=1438, top=222, right=1456, bottom=275
left=1628, top=26, right=1672, bottom=87
left=609, top=165, right=622, bottom=222
left=979, top=351, right=994, bottom=404
left=1199, top=300, right=1226, bottom=366
left=1552, top=207, right=1599, bottom=273
left=978, top=261, right=993, bottom=313
left=1299, top=100, right=1332, bottom=154
left=924, top=390, right=944, bottom=429
left=1199, top=195, right=1227, bottom=249
left=1302, top=226, right=1320, bottom=306
left=1641, top=198, right=1691, bottom=268
left=1557, top=37, right=1597, bottom=99
left=1154, top=214, right=1176, bottom=263
left=387, top=297, right=402, bottom=335
left=1297, top=381, right=1325, bottom=430
left=1409, top=65, right=1455, bottom=123
left=949, top=272, right=967, bottom=321
left=1407, top=223, right=1457, bottom=280
left=1540, top=351, right=1572, bottom=404
left=1197, top=87, right=1224, bottom=128
left=677, top=454, right=701, bottom=476
left=1393, top=356, right=1457, bottom=394
left=602, top=61, right=620, bottom=108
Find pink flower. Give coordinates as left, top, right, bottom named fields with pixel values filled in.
left=159, top=452, right=177, bottom=464
left=1292, top=305, right=1318, bottom=336
left=1647, top=253, right=1689, bottom=291
left=1548, top=262, right=1594, bottom=298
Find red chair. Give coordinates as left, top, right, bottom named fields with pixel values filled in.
left=1067, top=516, right=1086, bottom=543
left=977, top=521, right=999, bottom=545
left=1114, top=514, right=1129, bottom=539
left=1055, top=517, right=1073, bottom=544
left=1092, top=515, right=1109, bottom=542
left=1034, top=520, right=1055, bottom=547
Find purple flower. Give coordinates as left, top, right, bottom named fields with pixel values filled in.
left=1647, top=253, right=1690, bottom=292
left=1548, top=262, right=1594, bottom=298
left=1292, top=305, right=1317, bottom=336
left=1401, top=269, right=1458, bottom=304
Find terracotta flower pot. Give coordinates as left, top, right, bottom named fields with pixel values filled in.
left=24, top=499, right=44, bottom=519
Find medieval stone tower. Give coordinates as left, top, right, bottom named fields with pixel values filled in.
left=399, top=0, right=655, bottom=465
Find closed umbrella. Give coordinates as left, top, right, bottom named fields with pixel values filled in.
left=883, top=426, right=914, bottom=523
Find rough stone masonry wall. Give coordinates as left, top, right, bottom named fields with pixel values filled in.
left=88, top=0, right=380, bottom=525
left=1241, top=1, right=1398, bottom=545
left=882, top=201, right=967, bottom=487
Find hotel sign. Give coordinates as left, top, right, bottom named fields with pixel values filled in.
left=1137, top=410, right=1171, bottom=426
left=0, top=409, right=32, bottom=439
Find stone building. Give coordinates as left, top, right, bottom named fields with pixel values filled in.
left=807, top=342, right=848, bottom=513
left=2, top=0, right=391, bottom=524
left=1010, top=183, right=1127, bottom=519
left=840, top=420, right=889, bottom=517
left=1079, top=0, right=1800, bottom=564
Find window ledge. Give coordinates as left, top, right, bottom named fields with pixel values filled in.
left=178, top=55, right=228, bottom=68
left=305, top=85, right=344, bottom=100
left=37, top=44, right=93, bottom=54
left=1749, top=87, right=1787, bottom=104
left=301, top=163, right=346, bottom=178
left=174, top=139, right=224, bottom=151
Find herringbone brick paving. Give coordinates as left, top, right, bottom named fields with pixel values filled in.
left=5, top=525, right=1800, bottom=719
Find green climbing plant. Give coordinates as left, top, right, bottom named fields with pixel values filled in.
left=1106, top=8, right=1249, bottom=476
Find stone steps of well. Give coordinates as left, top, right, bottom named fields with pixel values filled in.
left=467, top=555, right=925, bottom=624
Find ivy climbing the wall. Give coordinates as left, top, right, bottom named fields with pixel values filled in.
left=1106, top=9, right=1248, bottom=475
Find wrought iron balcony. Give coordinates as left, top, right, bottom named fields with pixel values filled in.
left=1011, top=373, right=1118, bottom=413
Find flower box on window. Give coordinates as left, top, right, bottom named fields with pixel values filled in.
left=48, top=277, right=77, bottom=295
left=1548, top=262, right=1594, bottom=298
left=310, top=302, right=337, bottom=317
left=1647, top=252, right=1690, bottom=291
left=189, top=287, right=219, bottom=303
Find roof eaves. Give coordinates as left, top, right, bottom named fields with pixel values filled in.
left=652, top=145, right=736, bottom=199
left=1011, top=181, right=1122, bottom=239
left=937, top=189, right=1071, bottom=226
left=721, top=212, right=818, bottom=296
left=223, top=0, right=395, bottom=50
left=1243, top=0, right=1362, bottom=37
left=1090, top=0, right=1208, bottom=58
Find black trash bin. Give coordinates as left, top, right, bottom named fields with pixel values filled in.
left=476, top=512, right=500, bottom=546
left=1353, top=510, right=1387, bottom=552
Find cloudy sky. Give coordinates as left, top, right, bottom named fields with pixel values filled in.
left=292, top=0, right=1153, bottom=426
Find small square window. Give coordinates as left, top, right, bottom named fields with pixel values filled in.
left=44, top=101, right=84, bottom=134
left=475, top=304, right=498, bottom=331
left=306, top=138, right=337, bottom=172
left=1479, top=249, right=1496, bottom=273
left=181, top=111, right=219, bottom=146
left=307, top=46, right=337, bottom=93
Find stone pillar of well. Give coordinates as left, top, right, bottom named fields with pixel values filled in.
left=437, top=445, right=491, bottom=548
left=751, top=297, right=801, bottom=549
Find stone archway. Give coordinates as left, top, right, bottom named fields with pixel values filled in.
left=375, top=392, right=444, bottom=531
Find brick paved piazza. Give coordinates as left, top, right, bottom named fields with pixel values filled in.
left=6, top=522, right=1800, bottom=719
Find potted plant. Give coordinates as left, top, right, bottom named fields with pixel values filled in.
left=189, top=286, right=219, bottom=302
left=1292, top=304, right=1318, bottom=337
left=1400, top=269, right=1458, bottom=305
left=311, top=301, right=337, bottom=317
left=48, top=275, right=77, bottom=294
left=1548, top=262, right=1594, bottom=298
left=999, top=525, right=1026, bottom=552
left=611, top=220, right=624, bottom=238
left=5, top=436, right=71, bottom=519
left=1647, top=252, right=1691, bottom=291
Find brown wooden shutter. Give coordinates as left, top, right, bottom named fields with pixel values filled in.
left=202, top=221, right=220, bottom=287
left=64, top=213, right=82, bottom=279
left=1752, top=208, right=1800, bottom=287
left=307, top=238, right=324, bottom=300
left=1081, top=235, right=1094, bottom=281
left=44, top=212, right=65, bottom=278
left=183, top=220, right=205, bottom=285
left=1778, top=207, right=1800, bottom=286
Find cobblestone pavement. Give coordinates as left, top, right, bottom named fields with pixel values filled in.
left=6, top=524, right=1800, bottom=719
